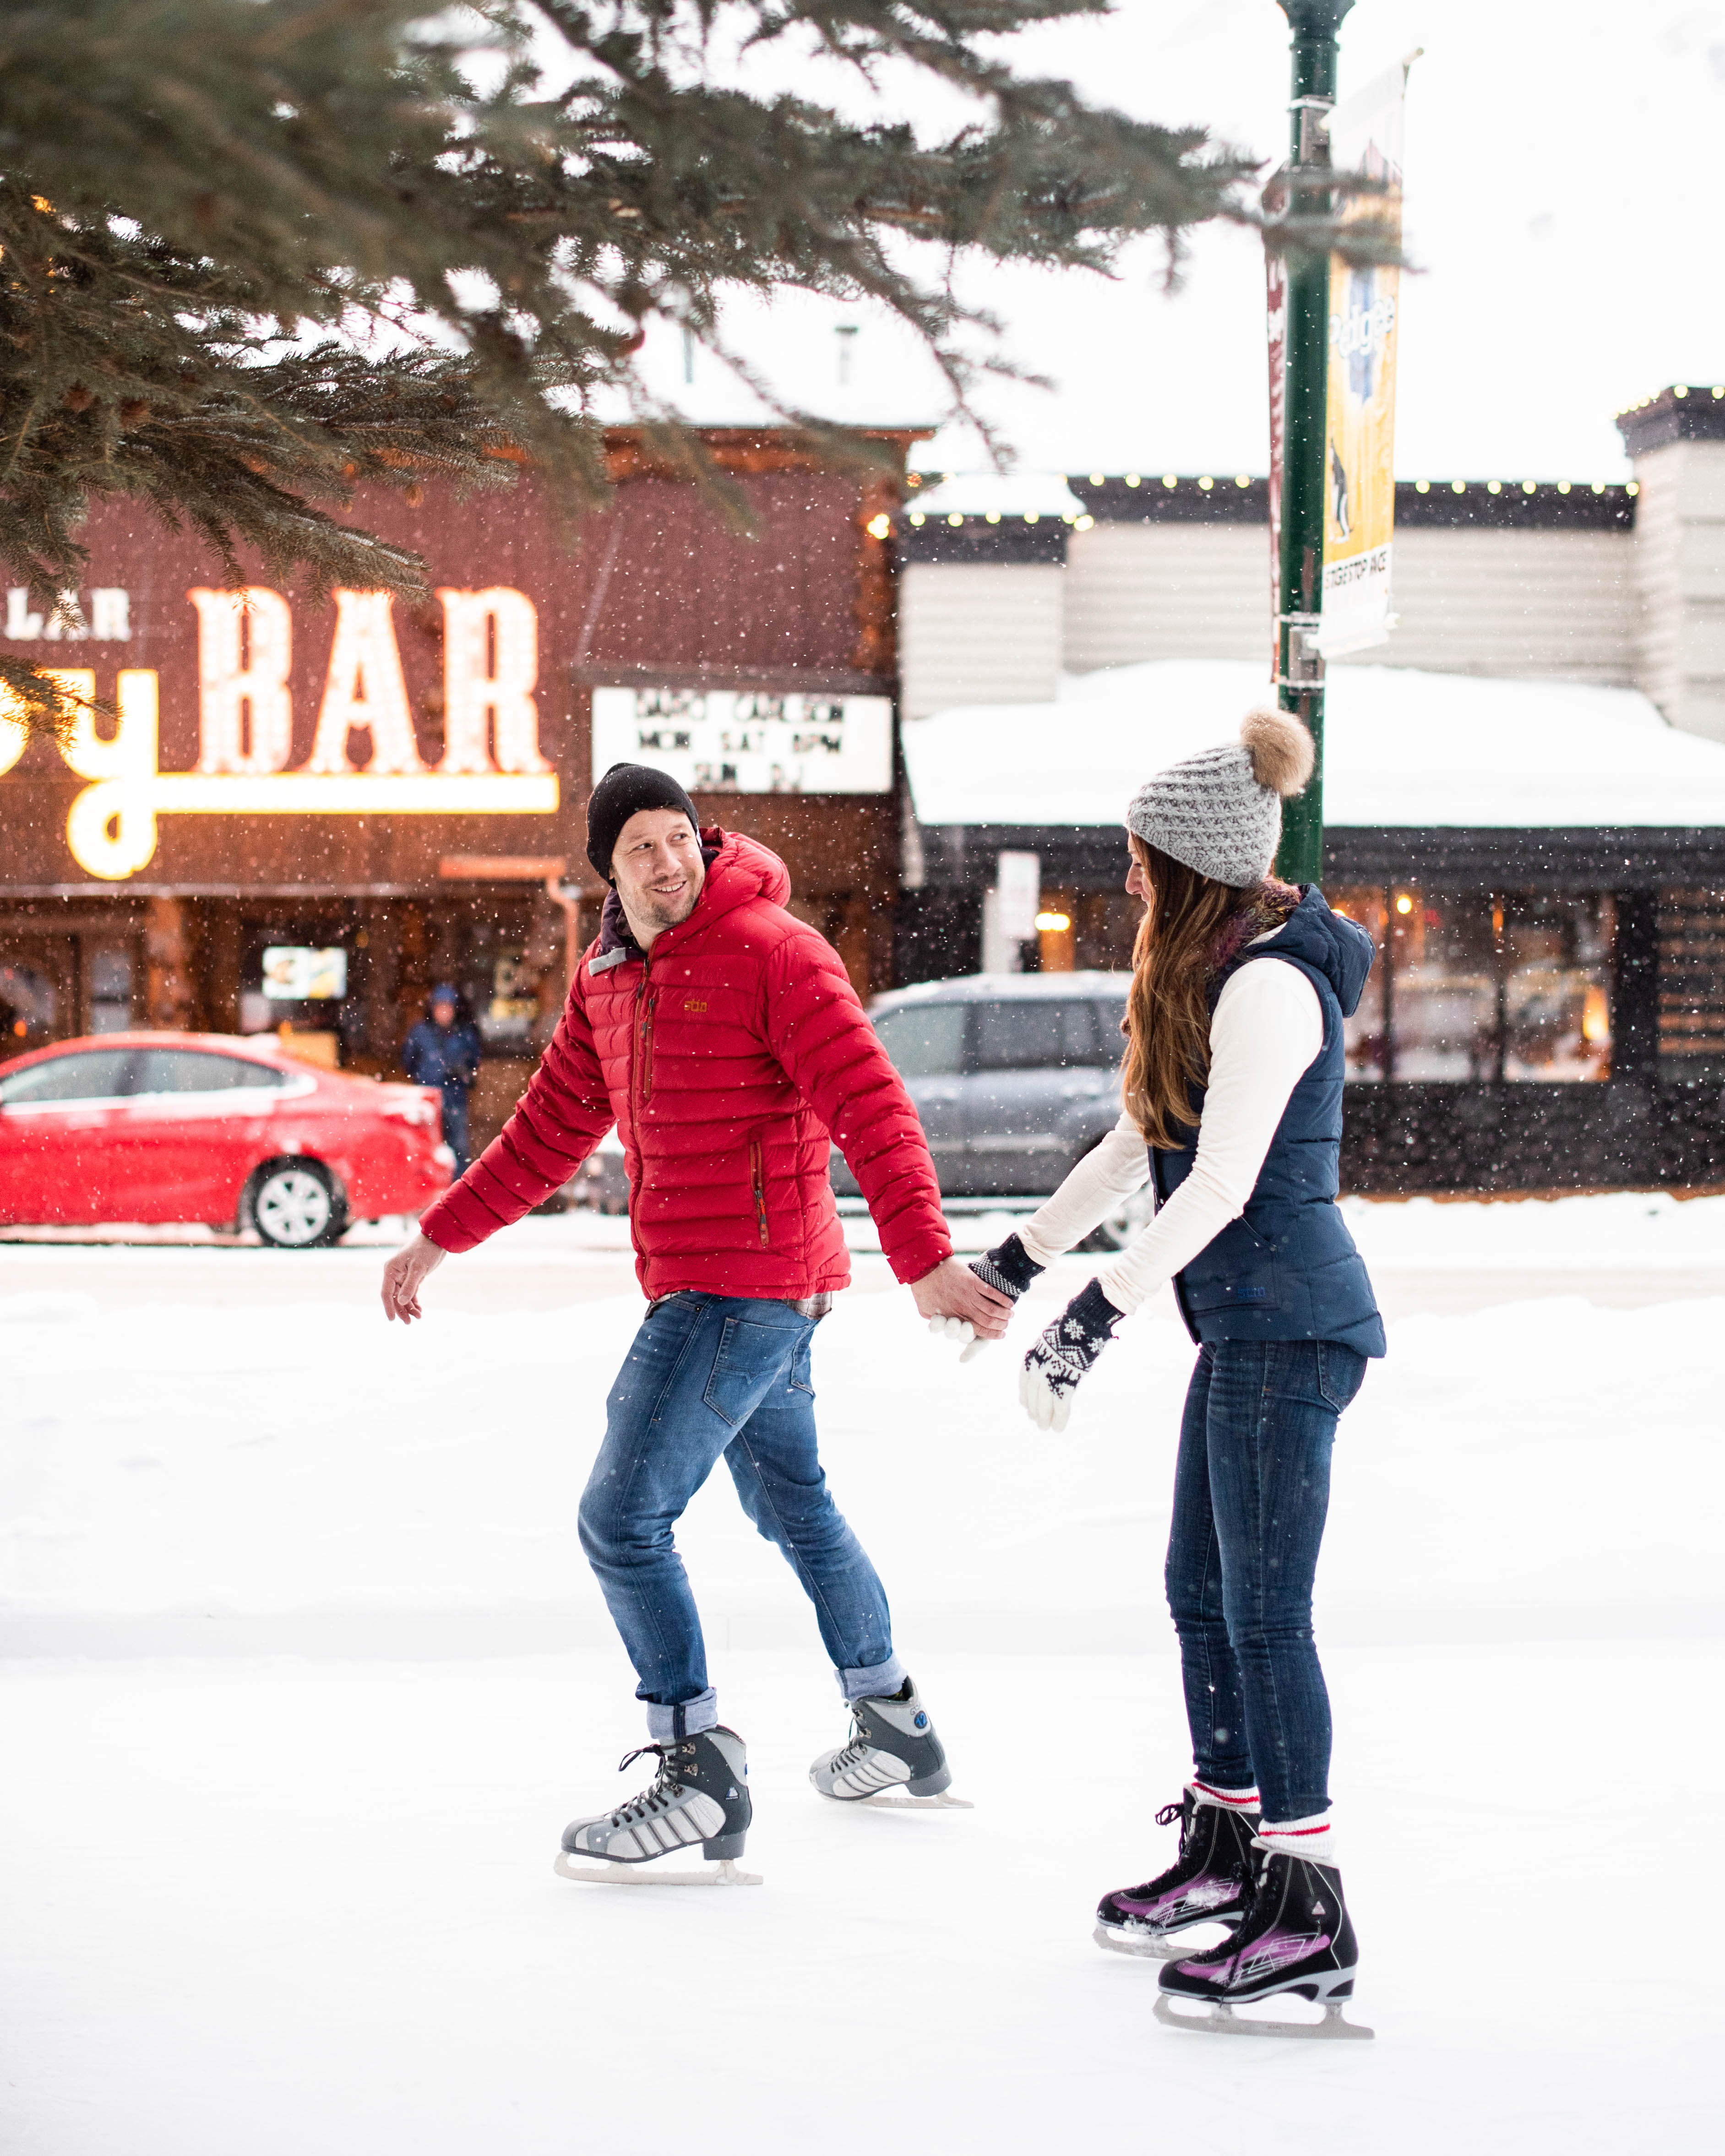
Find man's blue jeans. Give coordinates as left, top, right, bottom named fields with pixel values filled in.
left=578, top=1293, right=904, bottom=1739
left=1165, top=1338, right=1367, bottom=1823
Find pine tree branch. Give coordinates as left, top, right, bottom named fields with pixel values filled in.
left=0, top=0, right=1372, bottom=739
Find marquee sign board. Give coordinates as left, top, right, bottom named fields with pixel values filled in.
left=591, top=687, right=893, bottom=795
left=0, top=586, right=559, bottom=880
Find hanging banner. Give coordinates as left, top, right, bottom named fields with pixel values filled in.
left=1318, top=62, right=1409, bottom=659
left=1264, top=172, right=1288, bottom=676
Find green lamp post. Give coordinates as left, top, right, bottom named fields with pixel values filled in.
left=1273, top=0, right=1353, bottom=886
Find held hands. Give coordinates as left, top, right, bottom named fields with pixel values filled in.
left=911, top=1255, right=1013, bottom=1349
left=925, top=1232, right=1045, bottom=1362
left=380, top=1230, right=446, bottom=1324
left=1019, top=1279, right=1123, bottom=1433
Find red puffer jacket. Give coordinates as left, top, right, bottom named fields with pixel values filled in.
left=419, top=830, right=951, bottom=1298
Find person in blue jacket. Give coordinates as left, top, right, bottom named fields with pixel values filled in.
left=402, top=985, right=483, bottom=1176
left=936, top=708, right=1384, bottom=2039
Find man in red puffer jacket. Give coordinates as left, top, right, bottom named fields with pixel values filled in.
left=381, top=762, right=1010, bottom=1876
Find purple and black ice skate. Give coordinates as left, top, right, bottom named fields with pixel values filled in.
left=1154, top=1846, right=1372, bottom=2040
left=1093, top=1787, right=1260, bottom=1959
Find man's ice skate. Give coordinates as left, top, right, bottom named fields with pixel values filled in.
left=555, top=1726, right=761, bottom=1885
left=1154, top=1846, right=1372, bottom=2040
left=1094, top=1787, right=1259, bottom=1958
left=809, top=1679, right=971, bottom=1809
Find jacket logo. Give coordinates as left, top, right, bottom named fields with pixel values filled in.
left=683, top=998, right=708, bottom=1014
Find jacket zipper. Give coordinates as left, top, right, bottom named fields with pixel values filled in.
left=749, top=1135, right=769, bottom=1248
left=631, top=954, right=656, bottom=1123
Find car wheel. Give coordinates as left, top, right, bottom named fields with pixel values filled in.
left=250, top=1161, right=345, bottom=1249
left=1077, top=1182, right=1155, bottom=1253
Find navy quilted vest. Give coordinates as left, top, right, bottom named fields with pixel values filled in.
left=1150, top=885, right=1386, bottom=1358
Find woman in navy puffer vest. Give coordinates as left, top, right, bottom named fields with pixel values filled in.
left=946, top=709, right=1384, bottom=2034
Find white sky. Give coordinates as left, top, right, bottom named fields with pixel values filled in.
left=631, top=0, right=1725, bottom=482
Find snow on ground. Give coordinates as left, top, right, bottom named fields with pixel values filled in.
left=2, top=1198, right=1722, bottom=2151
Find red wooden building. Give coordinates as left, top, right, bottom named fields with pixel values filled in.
left=0, top=432, right=914, bottom=1149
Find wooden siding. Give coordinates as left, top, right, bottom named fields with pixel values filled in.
left=898, top=562, right=1064, bottom=719
left=1064, top=523, right=1266, bottom=671
left=1061, top=519, right=1640, bottom=684
left=1632, top=440, right=1725, bottom=743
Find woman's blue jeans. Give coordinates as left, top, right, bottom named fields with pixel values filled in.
left=1165, top=1338, right=1367, bottom=1823
left=578, top=1293, right=903, bottom=1738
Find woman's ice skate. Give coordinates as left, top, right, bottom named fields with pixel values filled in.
left=1154, top=1846, right=1372, bottom=2039
left=1094, top=1788, right=1259, bottom=1957
left=809, top=1679, right=971, bottom=1809
left=555, top=1726, right=761, bottom=1885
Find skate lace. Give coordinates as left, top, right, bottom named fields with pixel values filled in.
left=605, top=1743, right=687, bottom=1829
left=829, top=1710, right=872, bottom=1775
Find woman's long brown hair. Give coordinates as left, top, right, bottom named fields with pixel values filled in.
left=1121, top=835, right=1242, bottom=1149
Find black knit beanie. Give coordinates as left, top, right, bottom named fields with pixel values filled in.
left=584, top=762, right=700, bottom=882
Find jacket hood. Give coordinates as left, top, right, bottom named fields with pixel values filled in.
left=593, top=828, right=790, bottom=959
left=1268, top=886, right=1376, bottom=1018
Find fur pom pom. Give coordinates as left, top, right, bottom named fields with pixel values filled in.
left=1240, top=707, right=1315, bottom=798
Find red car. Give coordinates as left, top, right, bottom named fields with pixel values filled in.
left=0, top=1032, right=452, bottom=1247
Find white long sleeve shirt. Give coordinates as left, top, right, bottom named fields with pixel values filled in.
left=1018, top=943, right=1324, bottom=1315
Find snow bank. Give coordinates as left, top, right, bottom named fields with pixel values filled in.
left=903, top=662, right=1725, bottom=829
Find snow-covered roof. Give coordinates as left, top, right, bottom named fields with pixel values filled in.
left=902, top=663, right=1725, bottom=830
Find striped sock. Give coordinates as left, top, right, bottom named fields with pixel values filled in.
left=1257, top=1809, right=1336, bottom=1863
left=1192, top=1779, right=1260, bottom=1813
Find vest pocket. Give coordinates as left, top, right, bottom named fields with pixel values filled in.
left=1182, top=1219, right=1282, bottom=1314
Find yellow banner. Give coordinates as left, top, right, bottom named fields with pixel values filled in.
left=1320, top=64, right=1409, bottom=658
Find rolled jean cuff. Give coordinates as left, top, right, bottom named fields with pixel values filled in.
left=645, top=1688, right=719, bottom=1743
left=840, top=1653, right=907, bottom=1704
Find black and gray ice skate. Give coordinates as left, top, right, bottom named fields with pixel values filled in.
left=1154, top=1846, right=1372, bottom=2039
left=809, top=1679, right=969, bottom=1809
left=555, top=1726, right=759, bottom=1886
left=1094, top=1788, right=1259, bottom=1958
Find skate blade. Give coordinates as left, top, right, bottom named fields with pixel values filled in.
left=1093, top=1922, right=1222, bottom=1961
left=859, top=1790, right=974, bottom=1811
left=1154, top=1993, right=1373, bottom=2042
left=554, top=1854, right=762, bottom=1887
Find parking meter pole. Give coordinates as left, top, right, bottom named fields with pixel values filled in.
left=1274, top=0, right=1351, bottom=888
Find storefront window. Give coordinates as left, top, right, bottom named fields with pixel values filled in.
left=1501, top=894, right=1613, bottom=1081
left=1327, top=889, right=1388, bottom=1080
left=1390, top=889, right=1499, bottom=1080
left=1332, top=888, right=1613, bottom=1084
left=474, top=950, right=542, bottom=1048
left=458, top=910, right=557, bottom=1055
left=0, top=961, right=60, bottom=1046
left=87, top=948, right=133, bottom=1034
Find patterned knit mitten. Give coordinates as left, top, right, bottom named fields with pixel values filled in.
left=1020, top=1279, right=1123, bottom=1432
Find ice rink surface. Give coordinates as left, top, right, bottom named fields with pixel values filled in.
left=3, top=1195, right=1722, bottom=2153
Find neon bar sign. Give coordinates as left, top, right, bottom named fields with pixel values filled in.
left=0, top=587, right=558, bottom=879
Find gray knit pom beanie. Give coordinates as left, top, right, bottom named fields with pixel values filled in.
left=1125, top=709, right=1316, bottom=886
